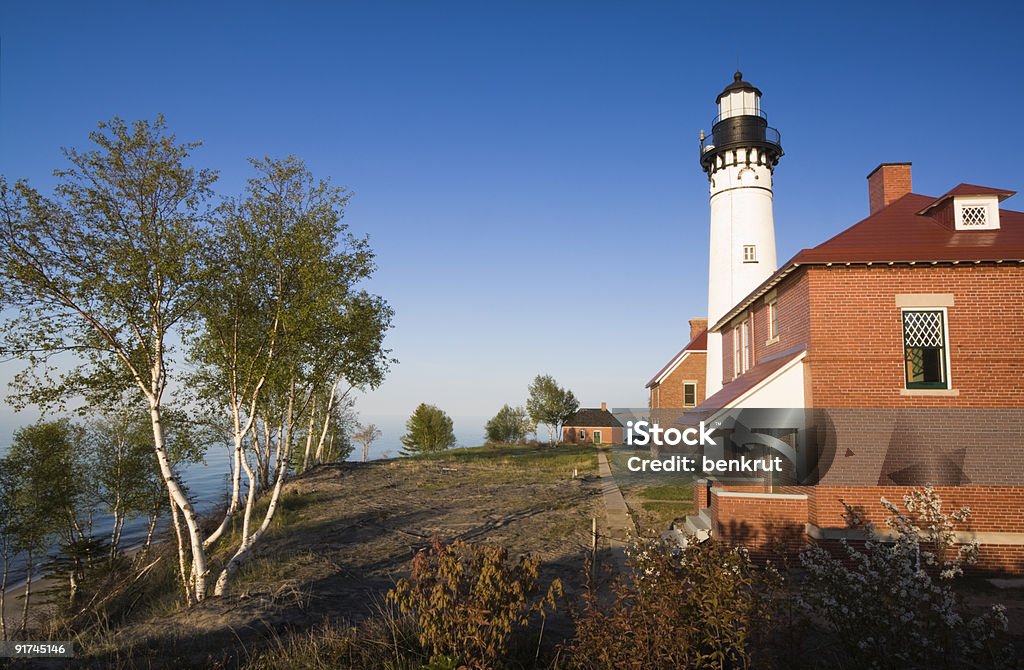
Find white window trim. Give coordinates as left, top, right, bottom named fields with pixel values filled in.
left=766, top=299, right=779, bottom=343
left=741, top=318, right=751, bottom=373
left=742, top=244, right=757, bottom=263
left=901, top=307, right=954, bottom=391
left=733, top=325, right=742, bottom=379
left=953, top=195, right=1000, bottom=230
left=593, top=430, right=602, bottom=444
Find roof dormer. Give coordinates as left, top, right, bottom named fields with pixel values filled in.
left=917, top=184, right=1016, bottom=231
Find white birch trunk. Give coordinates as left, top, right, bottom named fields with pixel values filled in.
left=202, top=430, right=243, bottom=549
left=148, top=398, right=207, bottom=601
left=142, top=513, right=158, bottom=556
left=20, top=551, right=32, bottom=636
left=0, top=547, right=8, bottom=640
left=213, top=378, right=297, bottom=596
left=213, top=422, right=294, bottom=595
left=168, top=490, right=193, bottom=607
left=205, top=369, right=268, bottom=548
left=301, top=395, right=317, bottom=471
left=313, top=377, right=342, bottom=464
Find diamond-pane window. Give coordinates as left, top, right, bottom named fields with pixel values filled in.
left=961, top=205, right=987, bottom=227
left=902, top=310, right=948, bottom=389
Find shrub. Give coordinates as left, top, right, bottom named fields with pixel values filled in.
left=567, top=537, right=781, bottom=669
left=387, top=537, right=561, bottom=669
left=400, top=404, right=457, bottom=455
left=799, top=487, right=1015, bottom=669
left=484, top=404, right=532, bottom=445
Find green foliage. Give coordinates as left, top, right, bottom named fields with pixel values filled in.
left=568, top=537, right=780, bottom=669
left=0, top=455, right=18, bottom=598
left=89, top=404, right=170, bottom=555
left=525, top=374, right=579, bottom=445
left=2, top=419, right=98, bottom=610
left=0, top=115, right=215, bottom=412
left=0, top=115, right=217, bottom=600
left=319, top=394, right=358, bottom=464
left=387, top=537, right=561, bottom=669
left=484, top=404, right=532, bottom=444
left=5, top=419, right=91, bottom=551
left=400, top=404, right=456, bottom=455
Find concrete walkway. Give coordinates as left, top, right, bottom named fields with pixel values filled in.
left=597, top=451, right=635, bottom=568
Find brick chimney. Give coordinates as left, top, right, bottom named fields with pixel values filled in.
left=600, top=402, right=607, bottom=412
left=689, top=317, right=708, bottom=341
left=867, top=163, right=912, bottom=214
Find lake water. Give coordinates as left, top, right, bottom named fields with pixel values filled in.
left=0, top=414, right=488, bottom=588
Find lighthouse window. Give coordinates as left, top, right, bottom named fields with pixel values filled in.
left=902, top=309, right=949, bottom=389
left=743, top=245, right=757, bottom=263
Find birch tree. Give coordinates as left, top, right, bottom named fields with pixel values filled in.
left=5, top=420, right=92, bottom=618
left=526, top=375, right=579, bottom=446
left=0, top=116, right=216, bottom=602
left=89, top=404, right=171, bottom=559
left=0, top=457, right=15, bottom=640
left=353, top=422, right=382, bottom=463
left=190, top=156, right=392, bottom=595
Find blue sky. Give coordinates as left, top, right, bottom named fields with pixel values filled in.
left=1, top=1, right=1023, bottom=447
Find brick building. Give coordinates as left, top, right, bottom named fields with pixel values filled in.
left=646, top=318, right=707, bottom=409
left=659, top=73, right=1024, bottom=573
left=562, top=403, right=624, bottom=445
left=685, top=164, right=1024, bottom=573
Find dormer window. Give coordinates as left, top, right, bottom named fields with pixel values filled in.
left=915, top=184, right=1014, bottom=231
left=960, top=205, right=987, bottom=227
left=954, top=196, right=999, bottom=230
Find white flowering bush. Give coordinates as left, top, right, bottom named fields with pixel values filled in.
left=799, top=487, right=1014, bottom=669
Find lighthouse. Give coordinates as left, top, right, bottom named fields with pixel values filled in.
left=699, top=72, right=784, bottom=396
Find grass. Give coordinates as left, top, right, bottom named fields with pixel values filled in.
left=412, top=443, right=598, bottom=483
left=637, top=485, right=694, bottom=502
left=639, top=501, right=693, bottom=514
left=621, top=484, right=695, bottom=534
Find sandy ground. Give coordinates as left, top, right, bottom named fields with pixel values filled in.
left=81, top=452, right=604, bottom=666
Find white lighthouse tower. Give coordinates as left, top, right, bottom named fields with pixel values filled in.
left=700, top=72, right=783, bottom=396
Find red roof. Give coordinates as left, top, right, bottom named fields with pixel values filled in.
left=919, top=182, right=1016, bottom=208
left=794, top=192, right=1024, bottom=264
left=645, top=328, right=708, bottom=388
left=696, top=347, right=805, bottom=410
left=712, top=189, right=1024, bottom=331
